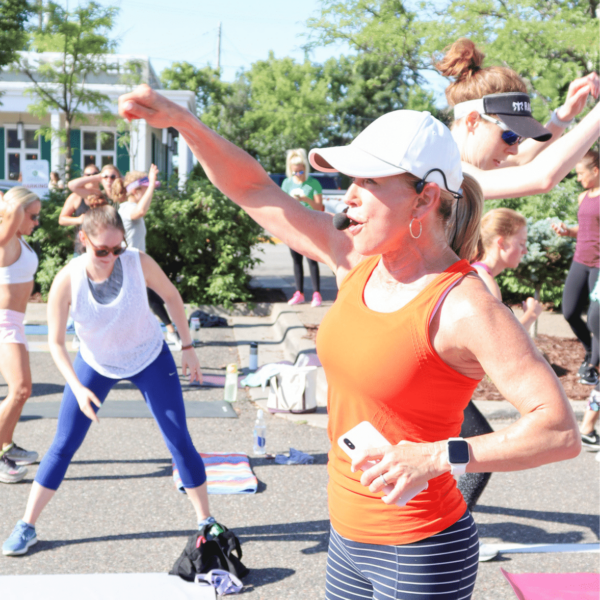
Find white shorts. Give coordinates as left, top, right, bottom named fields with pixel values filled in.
left=0, top=309, right=28, bottom=349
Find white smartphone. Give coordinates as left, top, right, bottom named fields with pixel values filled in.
left=337, top=421, right=428, bottom=507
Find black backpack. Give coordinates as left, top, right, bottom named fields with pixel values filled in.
left=169, top=524, right=249, bottom=582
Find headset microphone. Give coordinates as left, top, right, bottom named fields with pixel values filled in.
left=333, top=207, right=351, bottom=231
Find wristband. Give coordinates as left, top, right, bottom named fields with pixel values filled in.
left=181, top=344, right=194, bottom=351
left=550, top=108, right=573, bottom=128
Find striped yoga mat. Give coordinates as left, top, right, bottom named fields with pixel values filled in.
left=173, top=452, right=258, bottom=495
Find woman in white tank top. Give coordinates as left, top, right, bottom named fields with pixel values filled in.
left=0, top=187, right=41, bottom=484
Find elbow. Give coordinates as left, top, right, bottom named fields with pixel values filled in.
left=563, top=429, right=582, bottom=459
left=538, top=174, right=558, bottom=195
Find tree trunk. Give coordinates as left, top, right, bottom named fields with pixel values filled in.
left=529, top=287, right=541, bottom=338
left=64, top=116, right=72, bottom=184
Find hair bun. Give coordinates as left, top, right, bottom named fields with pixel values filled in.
left=436, top=38, right=485, bottom=81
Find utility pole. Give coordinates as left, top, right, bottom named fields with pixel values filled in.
left=216, top=22, right=221, bottom=72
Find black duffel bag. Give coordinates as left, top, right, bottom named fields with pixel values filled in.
left=170, top=524, right=249, bottom=582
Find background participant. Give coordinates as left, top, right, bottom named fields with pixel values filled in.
left=2, top=205, right=223, bottom=556
left=68, top=164, right=124, bottom=205
left=115, top=166, right=182, bottom=349
left=0, top=188, right=41, bottom=483
left=552, top=149, right=599, bottom=449
left=119, top=86, right=581, bottom=599
left=281, top=149, right=324, bottom=307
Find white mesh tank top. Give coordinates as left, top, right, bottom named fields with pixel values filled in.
left=70, top=248, right=163, bottom=379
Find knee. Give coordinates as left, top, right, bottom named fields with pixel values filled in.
left=10, top=382, right=32, bottom=406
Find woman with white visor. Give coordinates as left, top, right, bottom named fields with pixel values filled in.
left=118, top=85, right=580, bottom=600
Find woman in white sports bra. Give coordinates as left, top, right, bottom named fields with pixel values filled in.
left=0, top=187, right=41, bottom=484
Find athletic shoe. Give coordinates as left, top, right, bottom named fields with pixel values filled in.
left=580, top=365, right=599, bottom=386
left=478, top=543, right=499, bottom=562
left=581, top=430, right=600, bottom=451
left=311, top=291, right=322, bottom=308
left=166, top=330, right=183, bottom=351
left=0, top=454, right=28, bottom=484
left=71, top=333, right=80, bottom=351
left=287, top=291, right=305, bottom=305
left=579, top=353, right=592, bottom=376
left=2, top=520, right=37, bottom=556
left=4, top=443, right=38, bottom=466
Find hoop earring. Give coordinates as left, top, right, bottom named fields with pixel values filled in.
left=409, top=218, right=422, bottom=239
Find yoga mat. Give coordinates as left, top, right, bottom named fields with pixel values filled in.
left=0, top=573, right=215, bottom=600
left=19, top=400, right=238, bottom=419
left=501, top=568, right=599, bottom=600
left=173, top=452, right=258, bottom=495
left=484, top=542, right=599, bottom=555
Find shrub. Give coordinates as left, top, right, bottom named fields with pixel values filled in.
left=496, top=217, right=575, bottom=306
left=144, top=177, right=265, bottom=308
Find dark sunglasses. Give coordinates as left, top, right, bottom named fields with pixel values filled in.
left=84, top=233, right=127, bottom=257
left=84, top=170, right=99, bottom=176
left=29, top=213, right=40, bottom=222
left=480, top=114, right=522, bottom=146
left=102, top=174, right=117, bottom=180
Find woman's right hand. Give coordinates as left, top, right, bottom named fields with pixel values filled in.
left=523, top=297, right=543, bottom=319
left=119, top=85, right=183, bottom=129
left=73, top=384, right=102, bottom=423
left=551, top=222, right=569, bottom=236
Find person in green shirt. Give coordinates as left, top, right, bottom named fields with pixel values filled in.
left=281, top=149, right=324, bottom=307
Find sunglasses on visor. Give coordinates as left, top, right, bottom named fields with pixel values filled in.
left=479, top=114, right=522, bottom=146
left=84, top=233, right=127, bottom=257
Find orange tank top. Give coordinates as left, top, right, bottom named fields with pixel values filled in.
left=317, top=255, right=481, bottom=545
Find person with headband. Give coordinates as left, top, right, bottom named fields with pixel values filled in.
left=116, top=166, right=182, bottom=350
left=552, top=149, right=599, bottom=451
left=436, top=38, right=599, bottom=525
left=0, top=188, right=41, bottom=483
left=2, top=205, right=226, bottom=556
left=282, top=149, right=324, bottom=307
left=118, top=85, right=581, bottom=599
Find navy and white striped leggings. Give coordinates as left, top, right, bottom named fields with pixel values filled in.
left=326, top=510, right=479, bottom=600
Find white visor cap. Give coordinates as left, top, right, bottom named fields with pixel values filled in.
left=309, top=110, right=463, bottom=195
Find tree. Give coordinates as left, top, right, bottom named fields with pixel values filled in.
left=14, top=1, right=119, bottom=181
left=0, top=0, right=30, bottom=73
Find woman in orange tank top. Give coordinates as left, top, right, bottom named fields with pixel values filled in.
left=119, top=86, right=581, bottom=600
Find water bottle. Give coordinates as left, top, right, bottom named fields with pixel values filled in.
left=190, top=317, right=201, bottom=346
left=249, top=342, right=258, bottom=372
left=224, top=363, right=238, bottom=402
left=253, top=409, right=266, bottom=455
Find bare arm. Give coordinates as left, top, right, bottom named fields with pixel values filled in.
left=503, top=73, right=599, bottom=167
left=0, top=199, right=25, bottom=246
left=68, top=173, right=104, bottom=198
left=353, top=280, right=579, bottom=504
left=47, top=265, right=102, bottom=423
left=139, top=252, right=202, bottom=383
left=58, top=193, right=84, bottom=227
left=551, top=221, right=579, bottom=238
left=127, top=164, right=159, bottom=220
left=463, top=102, right=600, bottom=200
left=118, top=85, right=355, bottom=275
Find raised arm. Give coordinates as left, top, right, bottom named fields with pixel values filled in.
left=118, top=85, right=354, bottom=274
left=463, top=102, right=600, bottom=200
left=0, top=197, right=25, bottom=246
left=58, top=193, right=84, bottom=227
left=504, top=73, right=599, bottom=167
left=127, top=164, right=159, bottom=220
left=68, top=173, right=104, bottom=199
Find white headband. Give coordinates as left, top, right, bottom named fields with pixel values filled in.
left=453, top=99, right=485, bottom=121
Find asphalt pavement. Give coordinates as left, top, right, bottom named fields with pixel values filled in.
left=0, top=242, right=598, bottom=599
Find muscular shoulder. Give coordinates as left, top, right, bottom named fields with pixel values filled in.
left=473, top=266, right=502, bottom=300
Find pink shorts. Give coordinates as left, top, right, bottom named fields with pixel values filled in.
left=0, top=309, right=28, bottom=349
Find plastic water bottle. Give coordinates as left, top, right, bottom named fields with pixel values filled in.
left=249, top=342, right=258, bottom=372
left=253, top=409, right=266, bottom=455
left=224, top=363, right=238, bottom=402
left=190, top=317, right=201, bottom=346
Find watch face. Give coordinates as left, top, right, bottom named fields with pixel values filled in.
left=448, top=440, right=470, bottom=464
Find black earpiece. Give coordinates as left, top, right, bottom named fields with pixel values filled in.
left=415, top=180, right=425, bottom=194
left=415, top=169, right=463, bottom=200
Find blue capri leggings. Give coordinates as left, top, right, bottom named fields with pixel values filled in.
left=35, top=342, right=206, bottom=491
left=326, top=510, right=479, bottom=600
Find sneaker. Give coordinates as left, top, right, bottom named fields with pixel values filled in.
left=288, top=291, right=305, bottom=306
left=581, top=430, right=600, bottom=451
left=4, top=443, right=38, bottom=466
left=311, top=291, right=322, bottom=308
left=2, top=520, right=37, bottom=556
left=0, top=454, right=28, bottom=484
left=71, top=333, right=80, bottom=351
left=166, top=330, right=183, bottom=351
left=478, top=543, right=499, bottom=562
left=580, top=365, right=599, bottom=386
left=579, top=353, right=592, bottom=376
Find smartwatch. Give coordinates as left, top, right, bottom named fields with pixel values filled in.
left=447, top=438, right=470, bottom=479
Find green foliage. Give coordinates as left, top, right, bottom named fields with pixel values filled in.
left=144, top=178, right=265, bottom=308
left=30, top=188, right=74, bottom=299
left=0, top=0, right=30, bottom=71
left=496, top=217, right=576, bottom=306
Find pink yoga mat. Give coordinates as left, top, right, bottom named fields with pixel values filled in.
left=501, top=568, right=600, bottom=600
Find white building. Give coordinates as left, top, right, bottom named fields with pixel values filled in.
left=0, top=52, right=196, bottom=187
